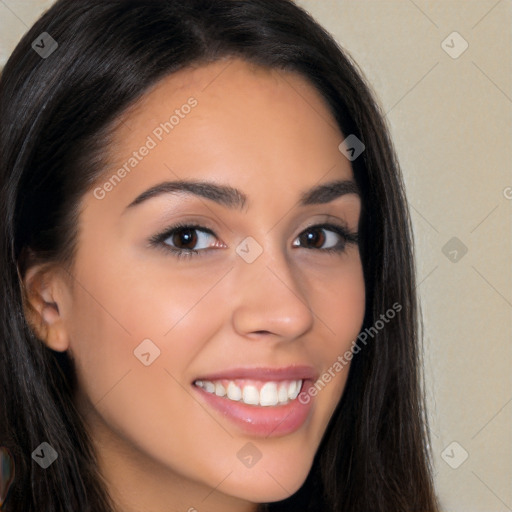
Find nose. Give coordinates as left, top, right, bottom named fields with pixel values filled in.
left=230, top=245, right=315, bottom=341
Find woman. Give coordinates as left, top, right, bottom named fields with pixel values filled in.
left=0, top=0, right=439, bottom=510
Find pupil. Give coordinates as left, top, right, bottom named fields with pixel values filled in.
left=305, top=229, right=324, bottom=247
left=174, top=228, right=197, bottom=248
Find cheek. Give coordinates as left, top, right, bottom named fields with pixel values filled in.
left=308, top=251, right=366, bottom=350
left=302, top=252, right=365, bottom=413
left=65, top=260, right=237, bottom=482
left=66, top=257, right=231, bottom=403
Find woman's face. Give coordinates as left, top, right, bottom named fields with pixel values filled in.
left=47, top=58, right=365, bottom=510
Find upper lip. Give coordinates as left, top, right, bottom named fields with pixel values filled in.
left=193, top=365, right=318, bottom=383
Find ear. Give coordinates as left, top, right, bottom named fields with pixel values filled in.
left=21, top=264, right=72, bottom=352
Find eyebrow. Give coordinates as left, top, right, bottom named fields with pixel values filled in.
left=124, top=178, right=360, bottom=212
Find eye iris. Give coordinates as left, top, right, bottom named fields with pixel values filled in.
left=303, top=228, right=325, bottom=248
left=173, top=228, right=197, bottom=249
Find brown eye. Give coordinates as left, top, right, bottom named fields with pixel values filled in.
left=159, top=225, right=218, bottom=252
left=299, top=228, right=326, bottom=248
left=293, top=225, right=346, bottom=250
left=171, top=228, right=198, bottom=249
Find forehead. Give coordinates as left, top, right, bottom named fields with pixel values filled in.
left=95, top=57, right=354, bottom=211
left=117, top=57, right=337, bottom=128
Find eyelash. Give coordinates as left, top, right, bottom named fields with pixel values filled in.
left=148, top=221, right=359, bottom=260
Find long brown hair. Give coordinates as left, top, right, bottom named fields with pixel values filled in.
left=0, top=1, right=439, bottom=510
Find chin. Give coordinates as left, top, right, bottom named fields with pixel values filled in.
left=219, top=456, right=313, bottom=504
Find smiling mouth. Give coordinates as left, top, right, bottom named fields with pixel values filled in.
left=191, top=366, right=317, bottom=436
left=193, top=378, right=303, bottom=407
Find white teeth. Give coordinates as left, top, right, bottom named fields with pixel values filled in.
left=288, top=380, right=300, bottom=400
left=278, top=383, right=288, bottom=403
left=242, top=385, right=260, bottom=405
left=227, top=381, right=242, bottom=401
left=204, top=381, right=215, bottom=393
left=260, top=382, right=279, bottom=406
left=195, top=379, right=303, bottom=407
left=215, top=382, right=226, bottom=397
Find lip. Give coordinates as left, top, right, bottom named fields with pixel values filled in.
left=192, top=365, right=318, bottom=382
left=191, top=365, right=318, bottom=437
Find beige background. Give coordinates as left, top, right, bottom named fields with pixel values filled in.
left=1, top=1, right=511, bottom=511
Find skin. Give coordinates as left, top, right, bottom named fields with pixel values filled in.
left=24, top=58, right=365, bottom=512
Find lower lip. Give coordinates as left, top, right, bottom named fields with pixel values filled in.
left=192, top=381, right=315, bottom=437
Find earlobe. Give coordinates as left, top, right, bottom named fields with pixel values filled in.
left=21, top=264, right=71, bottom=352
